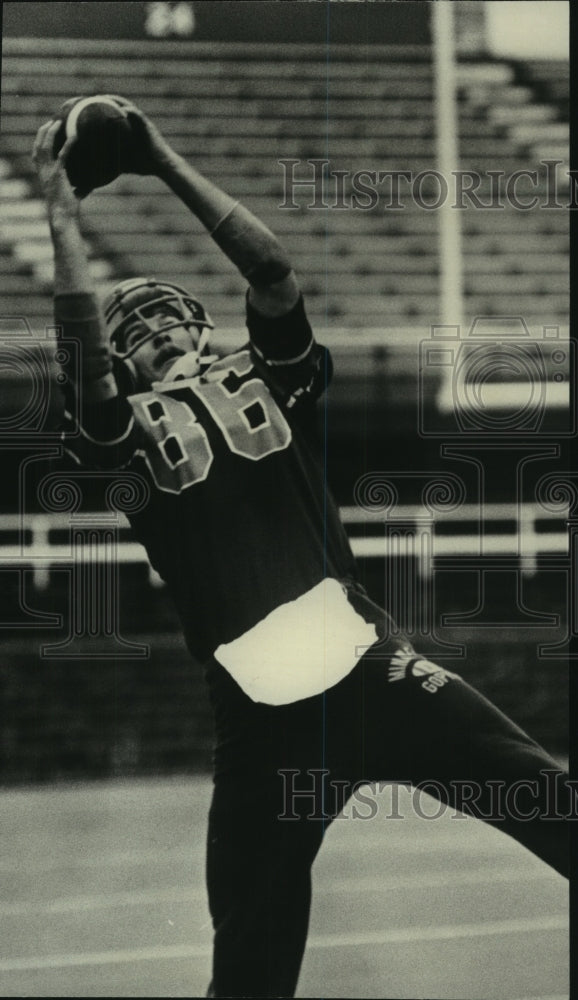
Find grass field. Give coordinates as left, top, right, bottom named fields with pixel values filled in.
left=0, top=776, right=568, bottom=999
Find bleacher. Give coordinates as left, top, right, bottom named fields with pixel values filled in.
left=517, top=58, right=569, bottom=114
left=0, top=38, right=569, bottom=335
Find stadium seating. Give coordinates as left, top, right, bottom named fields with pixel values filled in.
left=0, top=37, right=569, bottom=336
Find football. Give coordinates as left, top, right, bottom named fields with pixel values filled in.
left=53, top=95, right=136, bottom=197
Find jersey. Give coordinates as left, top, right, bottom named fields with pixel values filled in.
left=61, top=294, right=391, bottom=704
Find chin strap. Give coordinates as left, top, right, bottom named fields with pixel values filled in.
left=158, top=343, right=219, bottom=385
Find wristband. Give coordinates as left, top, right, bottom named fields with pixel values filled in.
left=210, top=202, right=292, bottom=287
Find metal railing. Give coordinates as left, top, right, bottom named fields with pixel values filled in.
left=0, top=502, right=569, bottom=589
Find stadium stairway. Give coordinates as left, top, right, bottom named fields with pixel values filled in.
left=459, top=58, right=569, bottom=182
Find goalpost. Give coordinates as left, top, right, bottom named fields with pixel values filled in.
left=431, top=0, right=464, bottom=333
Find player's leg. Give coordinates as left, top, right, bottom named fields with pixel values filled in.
left=206, top=768, right=332, bottom=998
left=357, top=651, right=570, bottom=877
left=204, top=660, right=336, bottom=999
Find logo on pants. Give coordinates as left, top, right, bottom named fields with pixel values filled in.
left=388, top=649, right=458, bottom=693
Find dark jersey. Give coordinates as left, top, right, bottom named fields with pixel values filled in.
left=62, top=295, right=387, bottom=702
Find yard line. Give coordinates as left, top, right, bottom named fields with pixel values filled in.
left=318, top=867, right=563, bottom=896
left=0, top=915, right=566, bottom=972
left=0, top=886, right=207, bottom=916
left=0, top=866, right=561, bottom=917
left=0, top=845, right=203, bottom=873
left=0, top=778, right=212, bottom=814
left=0, top=943, right=212, bottom=972
left=0, top=829, right=528, bottom=873
left=307, top=914, right=568, bottom=949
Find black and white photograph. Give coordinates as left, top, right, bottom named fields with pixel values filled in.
left=0, top=1, right=572, bottom=997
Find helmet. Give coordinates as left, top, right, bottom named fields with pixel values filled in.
left=104, top=277, right=214, bottom=388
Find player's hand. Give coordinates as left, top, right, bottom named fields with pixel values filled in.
left=100, top=94, right=176, bottom=177
left=32, top=120, right=81, bottom=216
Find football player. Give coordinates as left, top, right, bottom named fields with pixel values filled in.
left=33, top=104, right=570, bottom=999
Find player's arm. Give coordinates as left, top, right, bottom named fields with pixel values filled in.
left=33, top=120, right=117, bottom=403
left=108, top=97, right=299, bottom=319
left=33, top=121, right=136, bottom=468
left=159, top=154, right=299, bottom=319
